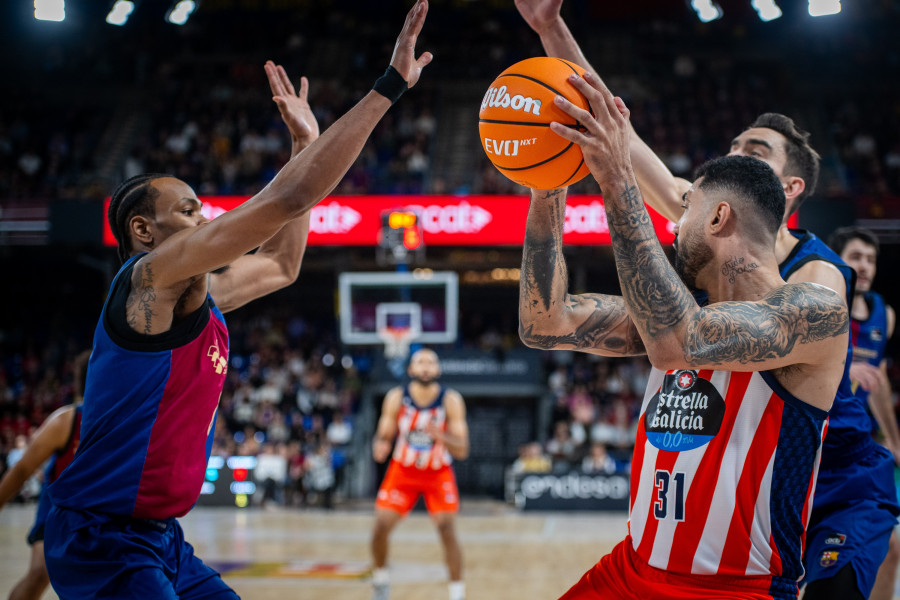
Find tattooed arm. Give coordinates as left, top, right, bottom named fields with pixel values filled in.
left=547, top=71, right=849, bottom=381
left=518, top=187, right=645, bottom=356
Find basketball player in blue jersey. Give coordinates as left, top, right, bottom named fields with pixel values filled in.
left=42, top=4, right=434, bottom=598
left=828, top=225, right=900, bottom=600
left=513, top=1, right=899, bottom=598
left=0, top=350, right=88, bottom=600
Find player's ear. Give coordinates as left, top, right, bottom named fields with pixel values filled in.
left=130, top=215, right=154, bottom=247
left=709, top=202, right=731, bottom=234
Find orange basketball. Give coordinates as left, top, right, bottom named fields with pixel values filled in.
left=479, top=57, right=591, bottom=190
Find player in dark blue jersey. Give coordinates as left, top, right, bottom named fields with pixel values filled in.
left=512, top=2, right=898, bottom=597
left=42, top=5, right=434, bottom=598
left=829, top=225, right=900, bottom=600
left=0, top=350, right=88, bottom=600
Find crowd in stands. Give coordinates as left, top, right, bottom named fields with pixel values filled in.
left=2, top=3, right=900, bottom=211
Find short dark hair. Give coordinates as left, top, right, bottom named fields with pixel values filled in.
left=694, top=155, right=785, bottom=237
left=748, top=113, right=820, bottom=214
left=827, top=226, right=880, bottom=257
left=108, top=173, right=170, bottom=263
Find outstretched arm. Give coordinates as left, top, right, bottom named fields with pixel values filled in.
left=550, top=73, right=849, bottom=380
left=514, top=0, right=689, bottom=222
left=518, top=187, right=645, bottom=356
left=211, top=62, right=319, bottom=313
left=0, top=407, right=73, bottom=509
left=146, top=0, right=433, bottom=291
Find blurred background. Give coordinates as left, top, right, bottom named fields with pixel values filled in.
left=1, top=0, right=899, bottom=509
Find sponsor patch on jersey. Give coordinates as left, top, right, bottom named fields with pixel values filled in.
left=644, top=370, right=726, bottom=452
left=407, top=430, right=434, bottom=450
left=871, top=328, right=884, bottom=342
left=819, top=550, right=840, bottom=567
left=824, top=533, right=847, bottom=546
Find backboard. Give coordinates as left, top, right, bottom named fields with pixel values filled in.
left=338, top=271, right=458, bottom=345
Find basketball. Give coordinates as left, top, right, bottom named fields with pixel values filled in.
left=479, top=56, right=591, bottom=190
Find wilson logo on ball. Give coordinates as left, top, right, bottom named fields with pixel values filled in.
left=478, top=56, right=591, bottom=189
left=481, top=85, right=542, bottom=115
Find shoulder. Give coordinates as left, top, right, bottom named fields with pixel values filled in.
left=773, top=281, right=845, bottom=307
left=887, top=303, right=896, bottom=337
left=785, top=260, right=848, bottom=301
left=442, top=389, right=466, bottom=414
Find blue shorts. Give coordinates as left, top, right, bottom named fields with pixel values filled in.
left=44, top=505, right=240, bottom=600
left=27, top=488, right=53, bottom=544
left=802, top=442, right=900, bottom=596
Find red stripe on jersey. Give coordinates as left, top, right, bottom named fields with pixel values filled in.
left=665, top=371, right=752, bottom=573
left=718, top=391, right=782, bottom=574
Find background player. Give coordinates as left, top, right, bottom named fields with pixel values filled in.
left=371, top=348, right=469, bottom=600
left=829, top=225, right=900, bottom=600
left=513, top=2, right=899, bottom=597
left=0, top=350, right=88, bottom=600
left=519, top=70, right=849, bottom=598
left=42, top=3, right=434, bottom=598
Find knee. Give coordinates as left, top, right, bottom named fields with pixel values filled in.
left=887, top=533, right=900, bottom=562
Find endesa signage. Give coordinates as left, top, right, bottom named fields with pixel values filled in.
left=103, top=194, right=678, bottom=247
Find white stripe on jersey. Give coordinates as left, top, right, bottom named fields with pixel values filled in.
left=690, top=373, right=772, bottom=574
left=628, top=368, right=665, bottom=548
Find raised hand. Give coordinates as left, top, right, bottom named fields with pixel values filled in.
left=514, top=0, right=564, bottom=35
left=264, top=60, right=320, bottom=156
left=389, top=0, right=433, bottom=89
left=548, top=72, right=633, bottom=188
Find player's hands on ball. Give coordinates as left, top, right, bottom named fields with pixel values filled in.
left=549, top=72, right=634, bottom=189
left=389, top=0, right=433, bottom=89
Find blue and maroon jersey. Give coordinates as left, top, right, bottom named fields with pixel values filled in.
left=48, top=254, right=228, bottom=520
left=779, top=229, right=866, bottom=463
left=851, top=291, right=889, bottom=368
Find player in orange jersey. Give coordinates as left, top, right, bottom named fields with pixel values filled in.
left=370, top=348, right=469, bottom=600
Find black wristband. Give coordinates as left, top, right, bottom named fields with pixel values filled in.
left=373, top=65, right=408, bottom=104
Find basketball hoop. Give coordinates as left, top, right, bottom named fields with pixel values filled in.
left=378, top=326, right=414, bottom=360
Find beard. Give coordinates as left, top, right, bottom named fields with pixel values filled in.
left=410, top=375, right=438, bottom=385
left=673, top=230, right=714, bottom=290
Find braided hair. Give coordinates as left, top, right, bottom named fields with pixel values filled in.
left=107, top=173, right=171, bottom=263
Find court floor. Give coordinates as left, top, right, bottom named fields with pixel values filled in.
left=3, top=502, right=899, bottom=599
left=0, top=501, right=626, bottom=600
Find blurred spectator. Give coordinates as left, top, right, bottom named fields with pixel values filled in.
left=304, top=442, right=335, bottom=509
left=511, top=442, right=552, bottom=475
left=581, top=442, right=620, bottom=475
left=254, top=442, right=288, bottom=507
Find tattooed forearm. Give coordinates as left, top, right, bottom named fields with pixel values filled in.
left=684, top=283, right=849, bottom=365
left=520, top=190, right=566, bottom=313
left=519, top=295, right=645, bottom=355
left=604, top=181, right=695, bottom=337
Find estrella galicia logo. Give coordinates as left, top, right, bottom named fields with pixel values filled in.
left=824, top=533, right=847, bottom=546
left=644, top=370, right=726, bottom=452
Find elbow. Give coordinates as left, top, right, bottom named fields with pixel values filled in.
left=518, top=318, right=553, bottom=350
left=645, top=344, right=687, bottom=371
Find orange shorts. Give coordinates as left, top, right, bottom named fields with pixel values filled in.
left=558, top=537, right=798, bottom=600
left=375, top=461, right=459, bottom=515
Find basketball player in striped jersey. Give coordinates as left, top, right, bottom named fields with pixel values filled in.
left=0, top=350, right=88, bottom=600
left=519, top=72, right=850, bottom=599
left=828, top=226, right=900, bottom=600
left=370, top=349, right=469, bottom=600
left=514, top=3, right=900, bottom=598
left=41, top=4, right=433, bottom=598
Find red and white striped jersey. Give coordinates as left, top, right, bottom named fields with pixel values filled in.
left=392, top=385, right=452, bottom=470
left=628, top=368, right=828, bottom=583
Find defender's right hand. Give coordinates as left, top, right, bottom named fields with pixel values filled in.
left=389, top=0, right=433, bottom=89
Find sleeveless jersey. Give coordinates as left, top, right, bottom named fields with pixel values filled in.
left=629, top=368, right=827, bottom=582
left=779, top=229, right=867, bottom=461
left=48, top=254, right=229, bottom=520
left=850, top=291, right=889, bottom=404
left=391, top=385, right=452, bottom=470
left=46, top=404, right=82, bottom=484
